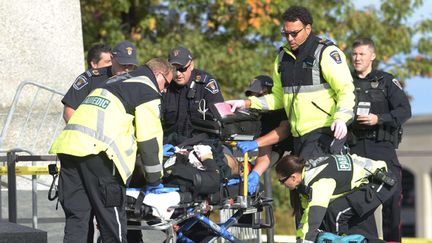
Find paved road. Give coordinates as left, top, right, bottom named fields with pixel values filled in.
left=1, top=190, right=166, bottom=242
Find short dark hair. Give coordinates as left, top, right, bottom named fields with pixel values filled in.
left=352, top=37, right=375, bottom=52
left=87, top=43, right=111, bottom=69
left=282, top=6, right=313, bottom=26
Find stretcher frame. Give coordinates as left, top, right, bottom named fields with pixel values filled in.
left=126, top=150, right=274, bottom=243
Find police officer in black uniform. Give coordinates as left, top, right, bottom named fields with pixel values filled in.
left=349, top=37, right=411, bottom=242
left=86, top=43, right=112, bottom=70
left=62, top=41, right=138, bottom=122
left=238, top=75, right=292, bottom=194
left=162, top=46, right=224, bottom=138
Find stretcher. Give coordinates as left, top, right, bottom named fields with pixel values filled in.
left=126, top=182, right=274, bottom=243
left=125, top=149, right=274, bottom=243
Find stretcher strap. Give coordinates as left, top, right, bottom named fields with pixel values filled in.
left=133, top=190, right=145, bottom=217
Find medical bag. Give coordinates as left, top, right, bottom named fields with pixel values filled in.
left=191, top=102, right=261, bottom=141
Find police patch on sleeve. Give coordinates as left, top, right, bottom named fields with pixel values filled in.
left=205, top=79, right=220, bottom=94
left=72, top=75, right=88, bottom=90
left=329, top=50, right=342, bottom=64
left=392, top=78, right=403, bottom=90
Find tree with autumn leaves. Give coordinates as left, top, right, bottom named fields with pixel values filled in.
left=80, top=0, right=431, bottom=233
left=81, top=0, right=431, bottom=96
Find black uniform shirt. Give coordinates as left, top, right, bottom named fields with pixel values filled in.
left=162, top=68, right=224, bottom=138
left=260, top=109, right=293, bottom=154
left=352, top=69, right=411, bottom=130
left=62, top=66, right=113, bottom=109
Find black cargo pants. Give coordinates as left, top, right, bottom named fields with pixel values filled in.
left=58, top=153, right=127, bottom=243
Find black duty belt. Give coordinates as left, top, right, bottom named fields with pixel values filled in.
left=353, top=129, right=377, bottom=140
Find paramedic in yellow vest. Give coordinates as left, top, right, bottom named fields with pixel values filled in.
left=228, top=6, right=355, bottom=160
left=49, top=57, right=175, bottom=243
left=276, top=154, right=396, bottom=242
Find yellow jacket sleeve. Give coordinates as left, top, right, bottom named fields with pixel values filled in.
left=297, top=178, right=336, bottom=241
left=135, top=98, right=163, bottom=185
left=320, top=46, right=355, bottom=122
left=248, top=55, right=287, bottom=111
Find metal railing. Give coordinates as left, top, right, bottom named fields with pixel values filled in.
left=0, top=151, right=60, bottom=228
left=0, top=81, right=65, bottom=228
left=0, top=80, right=65, bottom=153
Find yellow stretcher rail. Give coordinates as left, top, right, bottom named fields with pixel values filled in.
left=0, top=166, right=52, bottom=175
left=243, top=152, right=249, bottom=196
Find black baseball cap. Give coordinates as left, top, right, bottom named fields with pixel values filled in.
left=245, top=75, right=273, bottom=96
left=112, top=41, right=138, bottom=66
left=168, top=46, right=193, bottom=66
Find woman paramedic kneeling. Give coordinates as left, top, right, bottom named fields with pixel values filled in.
left=275, top=154, right=396, bottom=243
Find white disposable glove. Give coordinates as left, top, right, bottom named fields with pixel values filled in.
left=331, top=119, right=347, bottom=139
left=226, top=100, right=246, bottom=112
left=188, top=152, right=205, bottom=170
left=193, top=145, right=213, bottom=161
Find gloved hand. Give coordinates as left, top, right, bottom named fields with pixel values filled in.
left=163, top=144, right=175, bottom=157
left=226, top=100, right=246, bottom=112
left=247, top=171, right=260, bottom=194
left=145, top=183, right=164, bottom=195
left=331, top=119, right=347, bottom=140
left=237, top=140, right=258, bottom=154
left=193, top=145, right=213, bottom=161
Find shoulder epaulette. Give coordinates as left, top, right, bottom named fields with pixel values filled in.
left=106, top=73, right=132, bottom=84
left=91, top=66, right=111, bottom=77
left=192, top=70, right=208, bottom=84
left=277, top=47, right=286, bottom=73
left=82, top=69, right=93, bottom=78
left=319, top=38, right=334, bottom=46
left=82, top=68, right=102, bottom=78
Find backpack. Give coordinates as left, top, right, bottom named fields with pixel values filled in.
left=316, top=232, right=367, bottom=243
left=191, top=102, right=261, bottom=141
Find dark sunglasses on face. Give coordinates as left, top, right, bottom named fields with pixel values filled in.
left=278, top=176, right=290, bottom=185
left=177, top=63, right=191, bottom=73
left=280, top=27, right=304, bottom=38
left=161, top=73, right=170, bottom=87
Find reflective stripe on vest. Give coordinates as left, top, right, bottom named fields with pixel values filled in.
left=124, top=76, right=159, bottom=93
left=65, top=88, right=133, bottom=178
left=64, top=123, right=132, bottom=178
left=283, top=83, right=330, bottom=94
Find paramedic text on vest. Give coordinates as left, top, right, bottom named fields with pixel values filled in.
left=163, top=46, right=224, bottom=138
left=226, top=6, right=355, bottom=160
left=349, top=37, right=411, bottom=242
left=49, top=58, right=175, bottom=243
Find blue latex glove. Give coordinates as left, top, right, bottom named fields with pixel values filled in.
left=237, top=140, right=258, bottom=154
left=163, top=144, right=175, bottom=156
left=247, top=171, right=260, bottom=194
left=145, top=184, right=164, bottom=195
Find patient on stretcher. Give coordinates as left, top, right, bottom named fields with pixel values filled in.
left=126, top=143, right=244, bottom=220
left=126, top=141, right=273, bottom=243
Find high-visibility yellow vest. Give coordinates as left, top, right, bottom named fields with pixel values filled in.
left=50, top=88, right=138, bottom=183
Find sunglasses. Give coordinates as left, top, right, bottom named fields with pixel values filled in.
left=278, top=176, right=290, bottom=185
left=162, top=73, right=169, bottom=82
left=159, top=73, right=170, bottom=87
left=280, top=27, right=305, bottom=38
left=177, top=63, right=191, bottom=73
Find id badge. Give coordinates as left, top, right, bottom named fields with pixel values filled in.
left=356, top=102, right=371, bottom=115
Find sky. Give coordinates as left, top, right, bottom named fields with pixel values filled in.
left=355, top=1, right=432, bottom=116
